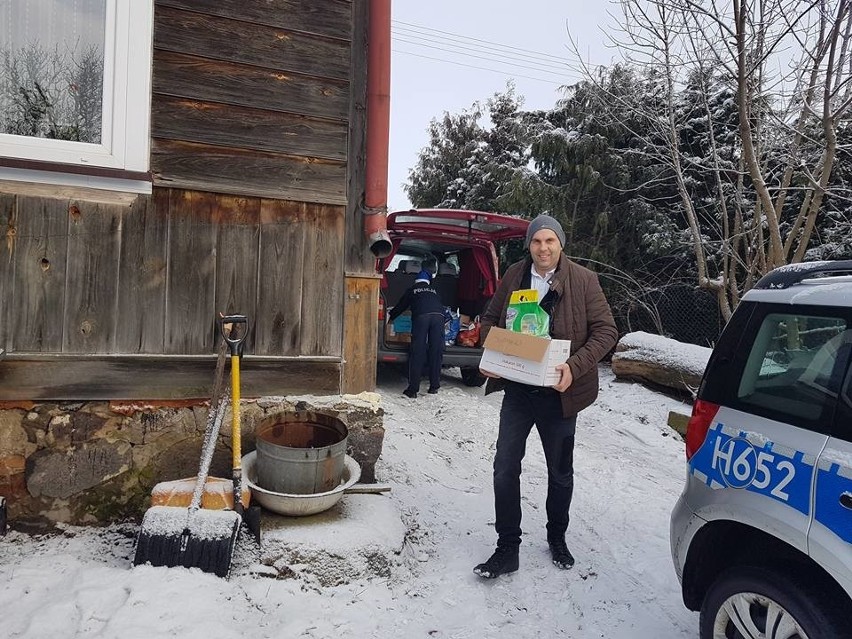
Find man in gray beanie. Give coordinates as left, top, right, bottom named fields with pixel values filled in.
left=473, top=214, right=618, bottom=579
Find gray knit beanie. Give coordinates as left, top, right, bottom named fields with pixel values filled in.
left=524, top=214, right=566, bottom=249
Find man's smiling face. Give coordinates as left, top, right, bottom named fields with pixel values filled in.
left=529, top=228, right=562, bottom=274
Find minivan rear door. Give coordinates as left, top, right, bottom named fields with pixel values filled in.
left=387, top=209, right=530, bottom=243
left=382, top=209, right=529, bottom=308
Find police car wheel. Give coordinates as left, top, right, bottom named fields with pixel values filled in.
left=699, top=565, right=843, bottom=639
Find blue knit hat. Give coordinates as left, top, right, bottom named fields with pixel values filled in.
left=415, top=269, right=432, bottom=283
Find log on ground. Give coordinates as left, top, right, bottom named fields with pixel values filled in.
left=611, top=331, right=711, bottom=396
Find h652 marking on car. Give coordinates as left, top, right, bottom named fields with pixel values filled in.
left=689, top=423, right=814, bottom=516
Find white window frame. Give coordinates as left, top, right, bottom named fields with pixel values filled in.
left=0, top=1, right=153, bottom=191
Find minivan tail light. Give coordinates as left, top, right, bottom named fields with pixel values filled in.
left=685, top=399, right=720, bottom=460
left=378, top=295, right=385, bottom=321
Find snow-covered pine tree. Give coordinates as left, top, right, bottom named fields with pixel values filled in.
left=406, top=86, right=532, bottom=212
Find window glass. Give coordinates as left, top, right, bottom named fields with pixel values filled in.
left=0, top=0, right=106, bottom=144
left=386, top=253, right=421, bottom=274
left=737, top=313, right=849, bottom=424
left=833, top=363, right=852, bottom=442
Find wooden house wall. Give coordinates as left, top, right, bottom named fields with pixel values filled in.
left=150, top=0, right=353, bottom=204
left=0, top=190, right=345, bottom=399
left=0, top=0, right=381, bottom=399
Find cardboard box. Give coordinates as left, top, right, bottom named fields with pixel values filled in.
left=479, top=327, right=571, bottom=386
left=385, top=310, right=412, bottom=344
left=385, top=322, right=411, bottom=344
left=391, top=312, right=412, bottom=334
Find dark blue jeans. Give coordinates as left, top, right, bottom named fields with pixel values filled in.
left=493, top=382, right=577, bottom=547
left=406, top=312, right=444, bottom=393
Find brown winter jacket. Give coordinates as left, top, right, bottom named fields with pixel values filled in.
left=480, top=254, right=618, bottom=417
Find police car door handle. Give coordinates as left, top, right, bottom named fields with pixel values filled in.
left=840, top=492, right=852, bottom=510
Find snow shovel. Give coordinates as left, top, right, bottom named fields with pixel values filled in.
left=132, top=323, right=244, bottom=578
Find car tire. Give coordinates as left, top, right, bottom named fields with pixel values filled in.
left=460, top=367, right=486, bottom=387
left=699, top=565, right=845, bottom=639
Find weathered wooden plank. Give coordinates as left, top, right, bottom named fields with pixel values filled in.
left=9, top=197, right=68, bottom=352
left=151, top=139, right=347, bottom=205
left=115, top=192, right=168, bottom=353
left=0, top=194, right=15, bottom=351
left=214, top=196, right=260, bottom=350
left=62, top=201, right=123, bottom=353
left=300, top=204, right=344, bottom=356
left=151, top=96, right=348, bottom=161
left=345, top=0, right=371, bottom=273
left=0, top=356, right=342, bottom=400
left=0, top=181, right=138, bottom=205
left=254, top=200, right=306, bottom=356
left=341, top=276, right=380, bottom=393
left=165, top=190, right=218, bottom=354
left=340, top=1, right=378, bottom=392
left=155, top=0, right=352, bottom=41
left=153, top=51, right=349, bottom=121
left=668, top=410, right=690, bottom=436
left=154, top=5, right=350, bottom=80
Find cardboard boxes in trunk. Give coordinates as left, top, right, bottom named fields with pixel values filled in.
left=479, top=327, right=571, bottom=386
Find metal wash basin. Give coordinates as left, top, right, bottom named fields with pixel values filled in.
left=242, top=451, right=361, bottom=517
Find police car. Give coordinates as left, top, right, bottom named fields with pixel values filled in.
left=670, top=260, right=852, bottom=638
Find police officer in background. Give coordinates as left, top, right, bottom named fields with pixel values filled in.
left=388, top=269, right=445, bottom=398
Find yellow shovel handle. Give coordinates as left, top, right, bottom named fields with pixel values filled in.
left=219, top=314, right=247, bottom=474
left=231, top=353, right=241, bottom=471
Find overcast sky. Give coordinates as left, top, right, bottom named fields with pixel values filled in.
left=0, top=0, right=104, bottom=52
left=388, top=1, right=619, bottom=212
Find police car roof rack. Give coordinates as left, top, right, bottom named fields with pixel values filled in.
left=754, top=260, right=852, bottom=290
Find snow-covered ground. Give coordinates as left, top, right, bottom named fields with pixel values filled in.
left=0, top=364, right=699, bottom=639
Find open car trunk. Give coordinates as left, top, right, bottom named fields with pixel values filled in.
left=376, top=209, right=529, bottom=384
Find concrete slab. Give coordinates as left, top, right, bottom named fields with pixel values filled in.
left=253, top=493, right=407, bottom=586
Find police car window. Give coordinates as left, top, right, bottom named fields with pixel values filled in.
left=737, top=313, right=847, bottom=424
left=842, top=354, right=852, bottom=412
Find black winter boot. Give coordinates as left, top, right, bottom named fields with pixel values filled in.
left=548, top=537, right=575, bottom=569
left=473, top=545, right=519, bottom=579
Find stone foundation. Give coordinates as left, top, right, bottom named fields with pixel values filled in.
left=0, top=393, right=384, bottom=526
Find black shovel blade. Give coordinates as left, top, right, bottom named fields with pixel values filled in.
left=133, top=506, right=241, bottom=578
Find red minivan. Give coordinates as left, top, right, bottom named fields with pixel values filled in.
left=376, top=209, right=529, bottom=386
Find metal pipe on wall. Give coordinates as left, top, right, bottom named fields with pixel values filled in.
left=363, top=0, right=393, bottom=258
